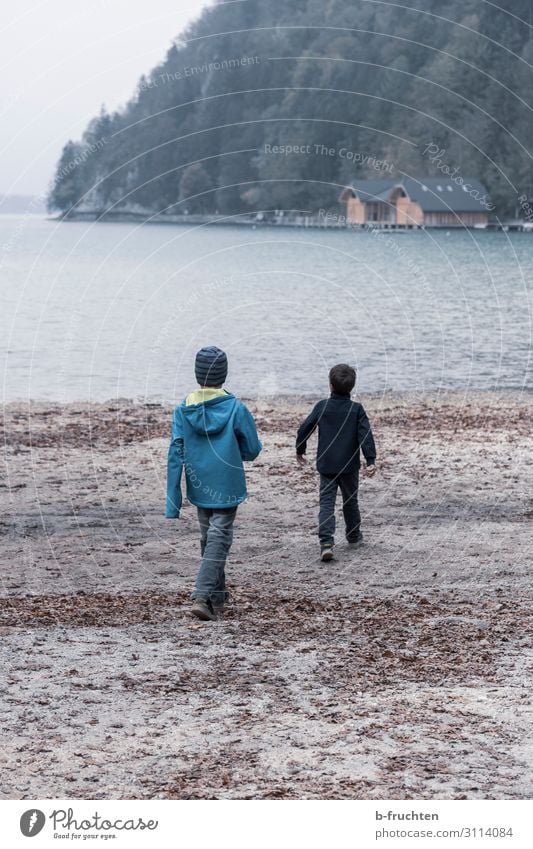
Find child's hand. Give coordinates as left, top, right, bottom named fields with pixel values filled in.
left=364, top=464, right=377, bottom=477
left=296, top=453, right=307, bottom=466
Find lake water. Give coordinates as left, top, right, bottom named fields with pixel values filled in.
left=1, top=216, right=531, bottom=402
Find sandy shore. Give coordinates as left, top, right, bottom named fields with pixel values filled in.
left=0, top=391, right=532, bottom=799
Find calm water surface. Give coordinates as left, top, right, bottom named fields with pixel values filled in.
left=1, top=216, right=531, bottom=401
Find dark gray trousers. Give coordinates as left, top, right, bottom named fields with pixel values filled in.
left=192, top=506, right=237, bottom=605
left=318, top=471, right=361, bottom=546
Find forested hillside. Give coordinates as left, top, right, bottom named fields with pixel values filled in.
left=48, top=0, right=533, bottom=218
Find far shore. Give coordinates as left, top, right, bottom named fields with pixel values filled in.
left=48, top=209, right=532, bottom=231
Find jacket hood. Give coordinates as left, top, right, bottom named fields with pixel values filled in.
left=181, top=393, right=237, bottom=435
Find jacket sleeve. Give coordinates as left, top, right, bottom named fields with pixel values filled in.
left=357, top=404, right=377, bottom=466
left=166, top=406, right=184, bottom=518
left=235, top=403, right=262, bottom=461
left=296, top=402, right=321, bottom=455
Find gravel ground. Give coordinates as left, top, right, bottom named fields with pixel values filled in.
left=0, top=391, right=532, bottom=799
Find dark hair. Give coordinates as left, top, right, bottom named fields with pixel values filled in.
left=329, top=363, right=356, bottom=395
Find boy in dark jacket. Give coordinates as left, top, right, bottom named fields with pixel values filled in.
left=166, top=346, right=262, bottom=621
left=296, top=363, right=376, bottom=561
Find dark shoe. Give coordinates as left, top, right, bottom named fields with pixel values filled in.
left=212, top=588, right=230, bottom=614
left=320, top=545, right=334, bottom=562
left=191, top=599, right=215, bottom=621
left=347, top=533, right=364, bottom=549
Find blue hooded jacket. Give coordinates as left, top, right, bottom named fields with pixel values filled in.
left=166, top=393, right=262, bottom=516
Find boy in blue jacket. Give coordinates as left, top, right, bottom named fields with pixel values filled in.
left=166, top=346, right=262, bottom=621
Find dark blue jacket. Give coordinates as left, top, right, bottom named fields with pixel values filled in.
left=296, top=393, right=376, bottom=475
left=166, top=394, right=262, bottom=517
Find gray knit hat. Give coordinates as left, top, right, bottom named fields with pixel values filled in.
left=194, top=346, right=228, bottom=387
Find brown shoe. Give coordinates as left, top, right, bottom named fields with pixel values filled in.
left=320, top=545, right=334, bottom=562
left=191, top=599, right=215, bottom=621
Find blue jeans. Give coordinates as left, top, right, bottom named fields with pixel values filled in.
left=318, top=472, right=361, bottom=546
left=192, top=506, right=237, bottom=605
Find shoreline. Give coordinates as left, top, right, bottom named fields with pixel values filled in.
left=47, top=210, right=533, bottom=232
left=1, top=392, right=532, bottom=799
left=2, top=386, right=532, bottom=409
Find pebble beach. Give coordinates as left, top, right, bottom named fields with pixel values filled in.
left=0, top=391, right=532, bottom=799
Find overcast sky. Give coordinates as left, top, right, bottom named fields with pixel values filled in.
left=0, top=0, right=211, bottom=196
